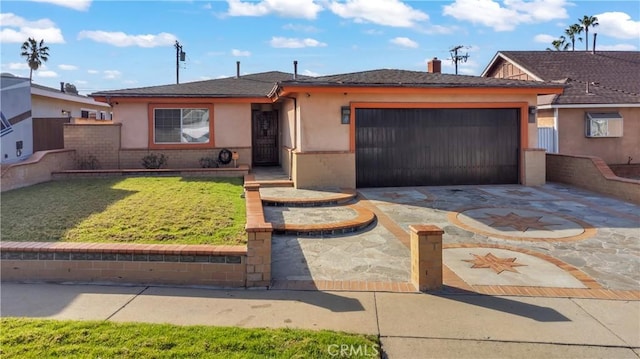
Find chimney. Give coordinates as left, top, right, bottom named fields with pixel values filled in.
left=60, top=82, right=65, bottom=92
left=293, top=60, right=298, bottom=80
left=428, top=57, right=441, bottom=74
left=236, top=61, right=240, bottom=79
left=592, top=33, right=597, bottom=54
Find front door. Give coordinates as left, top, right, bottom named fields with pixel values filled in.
left=252, top=110, right=279, bottom=165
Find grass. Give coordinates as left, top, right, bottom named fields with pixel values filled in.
left=0, top=177, right=246, bottom=245
left=0, top=318, right=380, bottom=358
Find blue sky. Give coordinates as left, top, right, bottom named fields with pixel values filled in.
left=1, top=0, right=638, bottom=95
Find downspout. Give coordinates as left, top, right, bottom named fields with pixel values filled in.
left=553, top=107, right=559, bottom=153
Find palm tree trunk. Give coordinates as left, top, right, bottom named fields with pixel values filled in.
left=585, top=29, right=589, bottom=51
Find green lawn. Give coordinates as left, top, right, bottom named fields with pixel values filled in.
left=0, top=318, right=380, bottom=358
left=0, top=177, right=246, bottom=245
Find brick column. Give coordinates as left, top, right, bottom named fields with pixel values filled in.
left=522, top=148, right=546, bottom=186
left=244, top=182, right=273, bottom=287
left=409, top=225, right=443, bottom=291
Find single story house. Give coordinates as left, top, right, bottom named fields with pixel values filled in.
left=90, top=59, right=563, bottom=189
left=481, top=51, right=640, bottom=165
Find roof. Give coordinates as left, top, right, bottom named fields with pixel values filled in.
left=31, top=82, right=111, bottom=108
left=482, top=51, right=640, bottom=105
left=91, top=71, right=304, bottom=98
left=279, top=69, right=562, bottom=89
left=92, top=68, right=563, bottom=100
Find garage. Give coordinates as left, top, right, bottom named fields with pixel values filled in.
left=355, top=108, right=520, bottom=187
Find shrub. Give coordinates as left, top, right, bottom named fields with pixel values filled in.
left=141, top=153, right=168, bottom=169
left=76, top=155, right=100, bottom=170
left=199, top=157, right=219, bottom=168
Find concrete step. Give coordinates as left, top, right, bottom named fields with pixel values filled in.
left=264, top=203, right=376, bottom=236
left=261, top=188, right=357, bottom=207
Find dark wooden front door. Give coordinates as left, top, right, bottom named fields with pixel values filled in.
left=252, top=110, right=279, bottom=165
left=355, top=108, right=520, bottom=187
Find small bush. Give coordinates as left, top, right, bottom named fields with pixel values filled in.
left=76, top=155, right=100, bottom=170
left=199, top=157, right=219, bottom=168
left=141, top=153, right=168, bottom=169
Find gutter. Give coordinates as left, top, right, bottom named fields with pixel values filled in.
left=537, top=103, right=640, bottom=110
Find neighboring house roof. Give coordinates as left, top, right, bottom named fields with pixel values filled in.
left=482, top=51, right=640, bottom=105
left=32, top=83, right=111, bottom=108
left=91, top=71, right=305, bottom=98
left=92, top=68, right=563, bottom=100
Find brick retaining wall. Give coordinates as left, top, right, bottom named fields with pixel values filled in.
left=546, top=153, right=640, bottom=204
left=1, top=149, right=76, bottom=192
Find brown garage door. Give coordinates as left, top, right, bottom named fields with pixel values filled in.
left=355, top=108, right=520, bottom=187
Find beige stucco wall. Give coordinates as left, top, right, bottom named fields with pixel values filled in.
left=214, top=103, right=251, bottom=148
left=31, top=95, right=110, bottom=119
left=113, top=102, right=147, bottom=148
left=557, top=107, right=639, bottom=164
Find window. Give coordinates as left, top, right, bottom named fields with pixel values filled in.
left=154, top=108, right=209, bottom=143
left=81, top=110, right=89, bottom=118
left=585, top=112, right=623, bottom=138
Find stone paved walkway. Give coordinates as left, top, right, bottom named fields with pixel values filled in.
left=266, top=183, right=639, bottom=295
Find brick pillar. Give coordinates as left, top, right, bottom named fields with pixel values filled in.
left=244, top=182, right=273, bottom=287
left=409, top=225, right=443, bottom=291
left=522, top=148, right=546, bottom=186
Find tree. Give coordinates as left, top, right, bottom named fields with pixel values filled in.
left=579, top=15, right=599, bottom=51
left=547, top=36, right=570, bottom=51
left=20, top=37, right=50, bottom=82
left=564, top=24, right=583, bottom=51
left=64, top=83, right=79, bottom=95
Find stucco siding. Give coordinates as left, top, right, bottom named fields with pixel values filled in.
left=537, top=109, right=555, bottom=128
left=557, top=107, right=639, bottom=164
left=114, top=102, right=148, bottom=148
left=214, top=103, right=251, bottom=148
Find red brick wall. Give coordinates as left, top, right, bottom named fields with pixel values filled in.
left=546, top=153, right=640, bottom=204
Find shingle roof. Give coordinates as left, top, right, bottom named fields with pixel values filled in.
left=489, top=51, right=640, bottom=105
left=91, top=71, right=303, bottom=98
left=277, top=69, right=563, bottom=89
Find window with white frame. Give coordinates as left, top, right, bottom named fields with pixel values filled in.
left=154, top=108, right=209, bottom=143
left=585, top=112, right=623, bottom=138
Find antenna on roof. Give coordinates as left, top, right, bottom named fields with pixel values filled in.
left=449, top=45, right=469, bottom=75
left=175, top=41, right=186, bottom=84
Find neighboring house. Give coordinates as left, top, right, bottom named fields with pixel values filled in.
left=481, top=51, right=640, bottom=165
left=31, top=82, right=112, bottom=152
left=1, top=74, right=32, bottom=164
left=90, top=59, right=563, bottom=189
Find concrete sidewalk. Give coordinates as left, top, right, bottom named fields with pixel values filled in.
left=2, top=282, right=638, bottom=358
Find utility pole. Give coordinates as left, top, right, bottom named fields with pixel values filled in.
left=175, top=41, right=186, bottom=84
left=449, top=45, right=469, bottom=75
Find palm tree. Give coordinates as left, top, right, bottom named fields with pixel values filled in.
left=579, top=15, right=599, bottom=51
left=20, top=37, right=50, bottom=82
left=564, top=24, right=583, bottom=51
left=547, top=36, right=570, bottom=51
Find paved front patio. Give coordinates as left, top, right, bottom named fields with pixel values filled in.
left=267, top=183, right=639, bottom=296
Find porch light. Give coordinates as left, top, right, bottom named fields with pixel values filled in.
left=341, top=106, right=351, bottom=124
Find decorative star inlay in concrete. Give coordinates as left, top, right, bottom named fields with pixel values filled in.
left=482, top=212, right=559, bottom=232
left=462, top=253, right=527, bottom=274
left=504, top=189, right=534, bottom=197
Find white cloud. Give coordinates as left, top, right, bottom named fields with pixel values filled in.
left=0, top=13, right=65, bottom=43
left=58, top=64, right=78, bottom=70
left=390, top=37, right=418, bottom=48
left=231, top=49, right=251, bottom=56
left=226, top=0, right=322, bottom=19
left=426, top=25, right=459, bottom=35
left=29, top=0, right=92, bottom=11
left=123, top=79, right=137, bottom=85
left=78, top=30, right=177, bottom=48
left=7, top=62, right=30, bottom=70
left=301, top=69, right=320, bottom=77
left=103, top=70, right=121, bottom=79
left=363, top=29, right=383, bottom=35
left=87, top=69, right=99, bottom=74
left=202, top=3, right=212, bottom=10
left=594, top=12, right=640, bottom=40
left=328, top=0, right=428, bottom=28
left=36, top=70, right=58, bottom=78
left=534, top=34, right=556, bottom=43
left=282, top=23, right=320, bottom=33
left=596, top=43, right=637, bottom=51
left=269, top=36, right=327, bottom=48
left=75, top=80, right=88, bottom=85
left=443, top=0, right=570, bottom=31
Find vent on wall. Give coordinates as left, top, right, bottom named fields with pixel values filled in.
left=585, top=112, right=623, bottom=138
